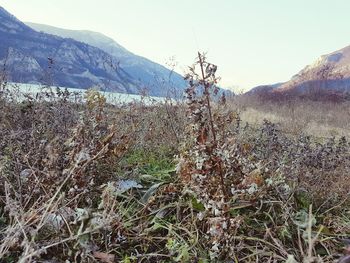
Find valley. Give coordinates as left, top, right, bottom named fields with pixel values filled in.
left=0, top=4, right=349, bottom=263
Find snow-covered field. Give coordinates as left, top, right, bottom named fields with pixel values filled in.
left=3, top=82, right=169, bottom=105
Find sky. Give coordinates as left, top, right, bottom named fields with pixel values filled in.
left=1, top=0, right=350, bottom=91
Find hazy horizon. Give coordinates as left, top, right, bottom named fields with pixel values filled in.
left=1, top=0, right=350, bottom=91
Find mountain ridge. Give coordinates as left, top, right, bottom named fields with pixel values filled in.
left=0, top=7, right=146, bottom=94
left=275, top=44, right=350, bottom=94
left=25, top=22, right=187, bottom=97
left=247, top=44, right=350, bottom=100
left=0, top=7, right=186, bottom=97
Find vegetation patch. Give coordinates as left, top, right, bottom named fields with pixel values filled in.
left=0, top=55, right=349, bottom=262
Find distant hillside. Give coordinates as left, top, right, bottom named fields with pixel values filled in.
left=275, top=45, right=350, bottom=95
left=0, top=6, right=187, bottom=97
left=26, top=22, right=187, bottom=97
left=248, top=82, right=283, bottom=95
left=246, top=45, right=350, bottom=101
left=0, top=7, right=151, bottom=94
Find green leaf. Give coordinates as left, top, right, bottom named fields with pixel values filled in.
left=141, top=182, right=163, bottom=203
left=191, top=197, right=205, bottom=212
left=319, top=225, right=332, bottom=234
left=292, top=210, right=316, bottom=229
left=175, top=245, right=190, bottom=262
left=295, top=191, right=311, bottom=209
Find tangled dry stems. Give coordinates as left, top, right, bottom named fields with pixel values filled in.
left=0, top=55, right=349, bottom=262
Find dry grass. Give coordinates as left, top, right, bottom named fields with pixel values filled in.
left=0, top=57, right=350, bottom=262
left=232, top=95, right=350, bottom=138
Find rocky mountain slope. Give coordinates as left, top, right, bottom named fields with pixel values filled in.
left=0, top=7, right=145, bottom=94
left=247, top=82, right=283, bottom=95
left=0, top=7, right=186, bottom=96
left=26, top=22, right=187, bottom=97
left=276, top=45, right=350, bottom=94
left=250, top=45, right=350, bottom=98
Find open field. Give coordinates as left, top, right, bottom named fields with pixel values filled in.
left=232, top=95, right=350, bottom=139
left=1, top=72, right=350, bottom=262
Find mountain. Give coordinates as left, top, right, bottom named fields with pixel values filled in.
left=246, top=45, right=350, bottom=100
left=0, top=7, right=148, bottom=94
left=275, top=45, right=350, bottom=95
left=246, top=46, right=350, bottom=101
left=0, top=7, right=185, bottom=96
left=248, top=82, right=283, bottom=95
left=26, top=22, right=187, bottom=97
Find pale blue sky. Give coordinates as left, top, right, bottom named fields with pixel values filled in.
left=1, top=0, right=350, bottom=91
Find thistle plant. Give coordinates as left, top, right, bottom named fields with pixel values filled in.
left=179, top=52, right=247, bottom=258
left=181, top=52, right=227, bottom=203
